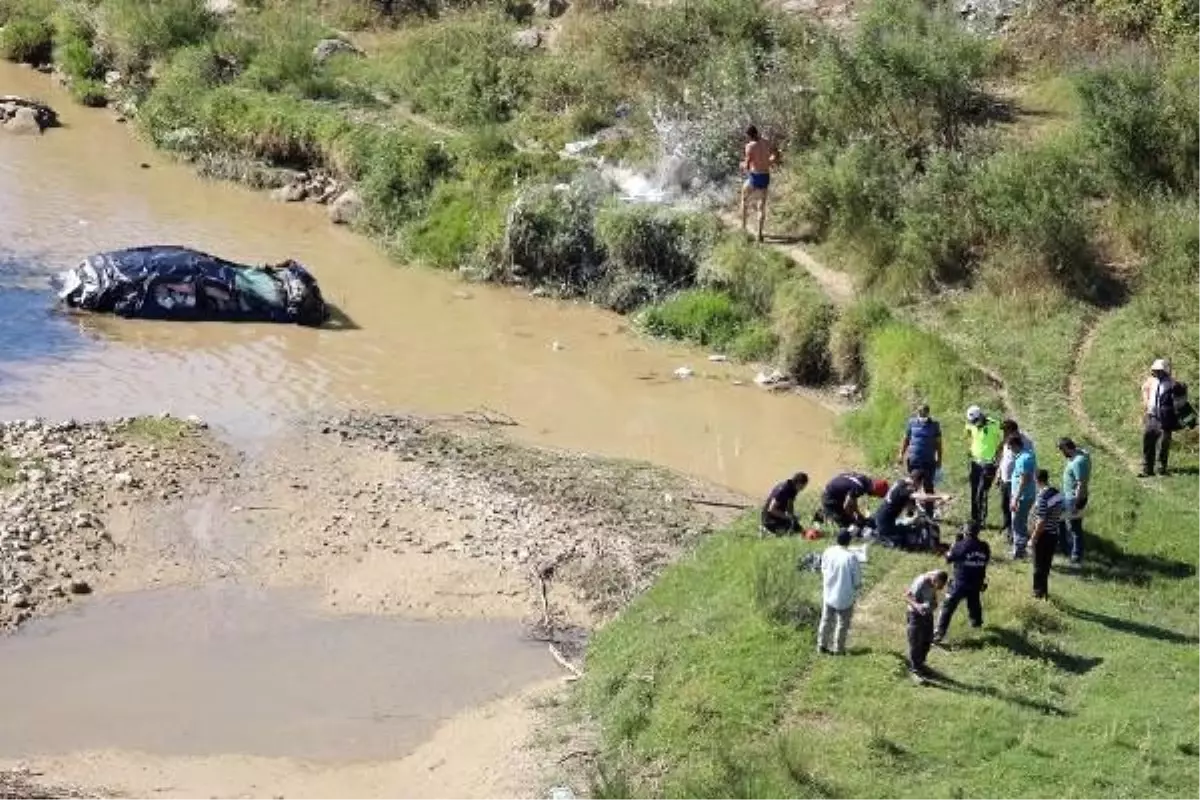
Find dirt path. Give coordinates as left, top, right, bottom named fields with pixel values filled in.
left=1066, top=314, right=1142, bottom=476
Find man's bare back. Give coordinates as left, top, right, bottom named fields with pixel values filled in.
left=740, top=125, right=779, bottom=241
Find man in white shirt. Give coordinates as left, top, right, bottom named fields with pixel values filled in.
left=1141, top=358, right=1174, bottom=477
left=817, top=529, right=862, bottom=655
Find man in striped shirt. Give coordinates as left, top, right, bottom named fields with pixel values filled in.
left=1031, top=469, right=1062, bottom=599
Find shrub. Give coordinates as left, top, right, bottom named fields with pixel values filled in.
left=970, top=136, right=1101, bottom=300
left=638, top=289, right=753, bottom=350
left=812, top=0, right=996, bottom=151
left=500, top=177, right=607, bottom=291
left=770, top=278, right=835, bottom=384
left=595, top=204, right=722, bottom=292
left=1092, top=0, right=1199, bottom=43
left=236, top=11, right=342, bottom=100
left=1076, top=49, right=1199, bottom=197
left=729, top=322, right=778, bottom=361
left=70, top=77, right=107, bottom=106
left=829, top=299, right=892, bottom=384
left=99, top=0, right=216, bottom=72
left=698, top=236, right=794, bottom=316
left=791, top=138, right=911, bottom=244
left=893, top=147, right=979, bottom=290
left=402, top=180, right=508, bottom=269
left=0, top=17, right=52, bottom=63
left=357, top=129, right=454, bottom=234
left=51, top=4, right=104, bottom=80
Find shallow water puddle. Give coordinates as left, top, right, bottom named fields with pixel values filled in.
left=0, top=584, right=556, bottom=762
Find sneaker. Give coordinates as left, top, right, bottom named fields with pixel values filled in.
left=1011, top=548, right=1026, bottom=560
left=910, top=671, right=927, bottom=686
left=818, top=646, right=831, bottom=655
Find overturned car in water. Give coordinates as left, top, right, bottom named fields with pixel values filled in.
left=56, top=246, right=330, bottom=326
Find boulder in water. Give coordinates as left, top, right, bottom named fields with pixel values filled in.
left=328, top=189, right=363, bottom=225
left=0, top=96, right=57, bottom=134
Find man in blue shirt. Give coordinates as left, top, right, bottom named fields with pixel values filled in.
left=898, top=403, right=942, bottom=516
left=1007, top=434, right=1037, bottom=559
left=1057, top=438, right=1091, bottom=565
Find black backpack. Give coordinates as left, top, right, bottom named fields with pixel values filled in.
left=1169, top=382, right=1198, bottom=431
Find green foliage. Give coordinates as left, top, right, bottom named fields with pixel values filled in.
left=70, top=77, right=108, bottom=106
left=99, top=0, right=217, bottom=72
left=501, top=179, right=606, bottom=292
left=770, top=278, right=835, bottom=384
left=1093, top=0, right=1199, bottom=43
left=236, top=11, right=340, bottom=99
left=1076, top=48, right=1199, bottom=197
left=594, top=204, right=722, bottom=294
left=638, top=289, right=754, bottom=351
left=845, top=322, right=1000, bottom=465
left=402, top=180, right=508, bottom=268
left=969, top=136, right=1102, bottom=300
left=0, top=16, right=52, bottom=63
left=829, top=298, right=892, bottom=383
left=356, top=129, right=453, bottom=233
left=812, top=0, right=995, bottom=150
left=698, top=237, right=794, bottom=316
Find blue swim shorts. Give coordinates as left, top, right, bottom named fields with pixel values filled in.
left=746, top=172, right=771, bottom=191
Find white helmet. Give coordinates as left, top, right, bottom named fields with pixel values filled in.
left=1151, top=358, right=1170, bottom=373
left=966, top=405, right=983, bottom=423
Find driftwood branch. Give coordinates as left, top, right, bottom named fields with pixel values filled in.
left=685, top=496, right=751, bottom=511
left=549, top=643, right=584, bottom=681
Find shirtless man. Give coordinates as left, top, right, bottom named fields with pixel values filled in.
left=740, top=125, right=779, bottom=242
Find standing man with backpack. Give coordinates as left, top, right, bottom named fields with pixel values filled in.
left=899, top=403, right=942, bottom=517
left=1142, top=358, right=1176, bottom=477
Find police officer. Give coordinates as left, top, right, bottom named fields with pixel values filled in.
left=933, top=522, right=991, bottom=643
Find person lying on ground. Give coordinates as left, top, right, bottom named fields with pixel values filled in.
left=996, top=419, right=1035, bottom=541
left=934, top=523, right=991, bottom=643
left=872, top=469, right=952, bottom=550
left=819, top=472, right=888, bottom=529
left=905, top=569, right=948, bottom=684
left=898, top=402, right=942, bottom=516
left=817, top=529, right=861, bottom=656
left=760, top=471, right=809, bottom=535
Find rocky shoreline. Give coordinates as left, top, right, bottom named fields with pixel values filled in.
left=0, top=416, right=221, bottom=631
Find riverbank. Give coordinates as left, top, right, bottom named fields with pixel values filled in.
left=0, top=410, right=744, bottom=798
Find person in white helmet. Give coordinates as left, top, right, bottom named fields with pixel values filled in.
left=1141, top=358, right=1175, bottom=477
left=964, top=406, right=1002, bottom=529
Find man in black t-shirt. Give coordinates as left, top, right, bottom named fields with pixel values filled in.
left=873, top=469, right=950, bottom=548
left=934, top=523, right=991, bottom=642
left=760, top=472, right=809, bottom=535
left=820, top=472, right=888, bottom=528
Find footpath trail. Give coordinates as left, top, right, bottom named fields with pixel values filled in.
left=1066, top=312, right=1143, bottom=476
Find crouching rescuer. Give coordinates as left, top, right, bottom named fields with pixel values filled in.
left=934, top=523, right=991, bottom=643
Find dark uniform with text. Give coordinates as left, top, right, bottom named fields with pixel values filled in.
left=935, top=527, right=991, bottom=640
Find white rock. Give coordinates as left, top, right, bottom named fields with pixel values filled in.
left=707, top=354, right=728, bottom=362
left=673, top=366, right=694, bottom=379
left=328, top=189, right=363, bottom=224
left=3, top=106, right=42, bottom=135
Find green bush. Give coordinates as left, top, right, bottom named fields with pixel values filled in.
left=970, top=136, right=1101, bottom=299
left=595, top=204, right=721, bottom=290
left=638, top=289, right=753, bottom=350
left=812, top=0, right=995, bottom=150
left=698, top=238, right=794, bottom=316
left=829, top=298, right=892, bottom=384
left=770, top=278, right=835, bottom=384
left=893, top=147, right=978, bottom=289
left=356, top=129, right=453, bottom=234
left=99, top=0, right=216, bottom=72
left=1093, top=0, right=1198, bottom=43
left=1076, top=49, right=1199, bottom=197
left=500, top=178, right=607, bottom=292
left=402, top=180, right=508, bottom=269
left=374, top=11, right=533, bottom=126
left=0, top=16, right=52, bottom=63
left=70, top=77, right=108, bottom=106
left=237, top=11, right=342, bottom=100
left=51, top=4, right=104, bottom=80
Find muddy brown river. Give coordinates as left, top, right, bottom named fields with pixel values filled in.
left=0, top=63, right=851, bottom=498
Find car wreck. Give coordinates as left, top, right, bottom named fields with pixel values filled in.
left=56, top=246, right=330, bottom=326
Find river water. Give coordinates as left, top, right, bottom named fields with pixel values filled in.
left=0, top=63, right=853, bottom=497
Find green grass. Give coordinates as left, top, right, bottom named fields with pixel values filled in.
left=583, top=313, right=1199, bottom=798
left=0, top=452, right=18, bottom=485
left=120, top=415, right=193, bottom=442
